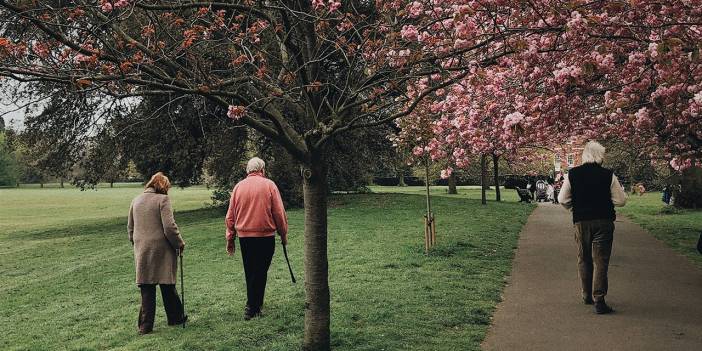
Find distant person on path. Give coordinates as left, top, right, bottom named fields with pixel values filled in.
left=547, top=182, right=555, bottom=202
left=128, top=172, right=187, bottom=334
left=558, top=141, right=627, bottom=314
left=225, top=157, right=288, bottom=320
left=661, top=185, right=672, bottom=205
left=527, top=179, right=536, bottom=200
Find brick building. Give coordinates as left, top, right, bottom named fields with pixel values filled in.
left=553, top=137, right=586, bottom=172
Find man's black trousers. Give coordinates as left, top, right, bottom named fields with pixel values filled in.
left=239, top=236, right=275, bottom=312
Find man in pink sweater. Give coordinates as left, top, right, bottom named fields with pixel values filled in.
left=225, top=157, right=288, bottom=320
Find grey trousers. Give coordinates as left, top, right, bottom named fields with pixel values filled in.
left=574, top=219, right=614, bottom=302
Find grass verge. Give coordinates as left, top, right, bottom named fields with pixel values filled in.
left=619, top=192, right=702, bottom=267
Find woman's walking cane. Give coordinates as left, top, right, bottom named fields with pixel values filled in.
left=282, top=244, right=296, bottom=283
left=176, top=249, right=186, bottom=328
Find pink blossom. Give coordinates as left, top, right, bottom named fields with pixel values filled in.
left=566, top=11, right=587, bottom=31
left=329, top=1, right=341, bottom=12
left=32, top=42, right=49, bottom=58
left=648, top=43, right=659, bottom=58
left=454, top=20, right=476, bottom=39
left=693, top=91, right=702, bottom=105
left=73, top=53, right=92, bottom=64
left=407, top=1, right=423, bottom=18
left=440, top=167, right=453, bottom=179
left=227, top=105, right=247, bottom=120
left=113, top=0, right=129, bottom=9
left=412, top=146, right=424, bottom=157
left=670, top=157, right=692, bottom=171
left=311, top=0, right=325, bottom=10
left=503, top=112, right=525, bottom=129
left=101, top=1, right=113, bottom=13
left=401, top=25, right=419, bottom=41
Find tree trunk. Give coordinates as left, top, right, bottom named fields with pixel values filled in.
left=480, top=154, right=487, bottom=205
left=40, top=182, right=43, bottom=188
left=110, top=181, right=114, bottom=188
left=447, top=173, right=457, bottom=194
left=398, top=171, right=406, bottom=187
left=302, top=157, right=331, bottom=351
left=492, top=154, right=501, bottom=202
left=60, top=178, right=64, bottom=188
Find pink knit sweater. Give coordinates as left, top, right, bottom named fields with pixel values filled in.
left=225, top=172, right=288, bottom=241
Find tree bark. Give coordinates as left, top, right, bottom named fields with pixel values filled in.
left=398, top=171, right=406, bottom=187
left=447, top=173, right=457, bottom=194
left=302, top=156, right=331, bottom=351
left=492, top=154, right=501, bottom=202
left=110, top=181, right=114, bottom=188
left=60, top=178, right=64, bottom=188
left=480, top=154, right=487, bottom=205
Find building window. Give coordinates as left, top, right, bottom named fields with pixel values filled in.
left=554, top=154, right=561, bottom=171
left=567, top=154, right=574, bottom=167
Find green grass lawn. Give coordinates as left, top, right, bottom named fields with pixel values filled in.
left=369, top=185, right=520, bottom=202
left=0, top=186, right=533, bottom=350
left=619, top=192, right=702, bottom=267
left=0, top=185, right=213, bottom=235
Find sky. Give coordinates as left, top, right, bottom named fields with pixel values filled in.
left=1, top=79, right=26, bottom=129
left=1, top=106, right=24, bottom=129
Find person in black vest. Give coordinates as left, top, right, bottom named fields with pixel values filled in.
left=558, top=141, right=627, bottom=314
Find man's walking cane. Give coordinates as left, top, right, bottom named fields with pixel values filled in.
left=176, top=249, right=186, bottom=328
left=282, top=244, right=296, bottom=283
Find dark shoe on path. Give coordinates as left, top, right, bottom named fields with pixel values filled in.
left=594, top=301, right=614, bottom=314
left=583, top=296, right=594, bottom=305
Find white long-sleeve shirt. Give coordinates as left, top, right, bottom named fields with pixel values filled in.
left=558, top=174, right=627, bottom=210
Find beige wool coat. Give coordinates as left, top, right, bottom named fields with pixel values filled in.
left=128, top=188, right=185, bottom=285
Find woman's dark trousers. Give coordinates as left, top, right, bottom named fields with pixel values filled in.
left=239, top=236, right=275, bottom=313
left=138, top=284, right=185, bottom=332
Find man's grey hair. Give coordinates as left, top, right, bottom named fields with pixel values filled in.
left=581, top=141, right=605, bottom=164
left=246, top=157, right=266, bottom=173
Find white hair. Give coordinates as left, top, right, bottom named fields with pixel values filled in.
left=581, top=141, right=605, bottom=164
left=246, top=157, right=266, bottom=173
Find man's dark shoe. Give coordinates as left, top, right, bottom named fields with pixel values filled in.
left=168, top=314, right=188, bottom=326
left=138, top=327, right=153, bottom=335
left=594, top=301, right=614, bottom=314
left=583, top=296, right=594, bottom=305
left=244, top=305, right=255, bottom=321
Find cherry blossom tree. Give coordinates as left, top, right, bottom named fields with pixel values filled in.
left=497, top=0, right=702, bottom=169
left=420, top=1, right=702, bottom=205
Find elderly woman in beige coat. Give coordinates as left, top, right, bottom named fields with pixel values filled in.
left=128, top=172, right=187, bottom=334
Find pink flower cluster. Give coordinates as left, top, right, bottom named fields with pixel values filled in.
left=227, top=105, right=247, bottom=120
left=100, top=0, right=130, bottom=13
left=311, top=0, right=341, bottom=12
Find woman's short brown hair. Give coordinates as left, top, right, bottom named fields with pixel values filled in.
left=145, top=172, right=171, bottom=194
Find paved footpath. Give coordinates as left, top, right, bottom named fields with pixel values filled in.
left=482, top=203, right=702, bottom=351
